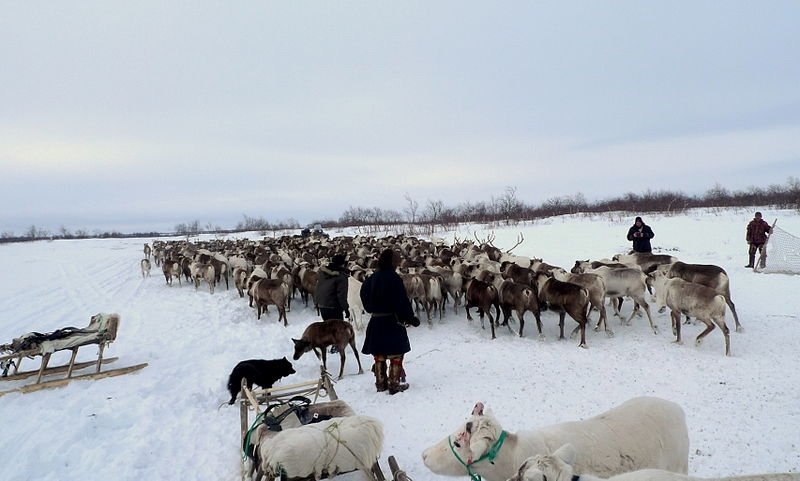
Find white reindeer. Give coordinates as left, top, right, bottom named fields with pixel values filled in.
left=140, top=258, right=151, bottom=278
left=507, top=443, right=799, bottom=481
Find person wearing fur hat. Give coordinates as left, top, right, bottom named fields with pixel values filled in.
left=745, top=211, right=771, bottom=268
left=627, top=216, right=655, bottom=253
left=360, top=248, right=420, bottom=394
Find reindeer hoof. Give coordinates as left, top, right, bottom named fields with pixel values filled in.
left=605, top=330, right=615, bottom=338
left=735, top=326, right=743, bottom=333
left=578, top=343, right=588, bottom=349
left=652, top=327, right=659, bottom=335
left=538, top=334, right=546, bottom=341
left=593, top=326, right=601, bottom=332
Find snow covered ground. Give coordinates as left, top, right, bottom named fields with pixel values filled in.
left=1, top=208, right=798, bottom=481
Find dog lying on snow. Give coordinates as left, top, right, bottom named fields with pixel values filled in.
left=227, top=357, right=296, bottom=405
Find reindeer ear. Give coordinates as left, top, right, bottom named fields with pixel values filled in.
left=552, top=443, right=577, bottom=467
left=471, top=402, right=485, bottom=416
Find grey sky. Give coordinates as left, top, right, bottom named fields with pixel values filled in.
left=2, top=1, right=799, bottom=233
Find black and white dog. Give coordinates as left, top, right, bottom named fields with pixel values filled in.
left=227, top=357, right=296, bottom=405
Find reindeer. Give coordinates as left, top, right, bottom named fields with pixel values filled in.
left=291, top=319, right=364, bottom=379
left=464, top=277, right=501, bottom=339
left=140, top=258, right=151, bottom=278
left=190, top=262, right=216, bottom=294
left=498, top=279, right=543, bottom=338
left=250, top=278, right=289, bottom=325
left=552, top=270, right=612, bottom=337
left=162, top=259, right=182, bottom=286
left=534, top=273, right=590, bottom=347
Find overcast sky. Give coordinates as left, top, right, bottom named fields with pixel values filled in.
left=2, top=1, right=799, bottom=233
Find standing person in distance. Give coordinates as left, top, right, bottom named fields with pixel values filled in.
left=745, top=211, right=771, bottom=268
left=315, top=254, right=350, bottom=353
left=627, top=216, right=655, bottom=253
left=360, top=248, right=420, bottom=395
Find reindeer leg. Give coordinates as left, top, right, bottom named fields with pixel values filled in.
left=533, top=311, right=544, bottom=340
left=727, top=297, right=742, bottom=332
left=558, top=312, right=566, bottom=340
left=320, top=348, right=328, bottom=374
left=639, top=299, right=658, bottom=335
left=338, top=346, right=346, bottom=380
left=714, top=316, right=731, bottom=356
left=488, top=308, right=496, bottom=340
left=695, top=319, right=716, bottom=349
left=671, top=310, right=682, bottom=344
left=349, top=338, right=364, bottom=374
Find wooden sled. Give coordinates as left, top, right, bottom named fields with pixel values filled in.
left=238, top=366, right=413, bottom=481
left=0, top=313, right=147, bottom=397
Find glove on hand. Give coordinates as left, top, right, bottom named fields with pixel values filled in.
left=345, top=310, right=350, bottom=319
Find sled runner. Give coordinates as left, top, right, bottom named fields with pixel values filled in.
left=239, top=367, right=413, bottom=481
left=0, top=313, right=147, bottom=396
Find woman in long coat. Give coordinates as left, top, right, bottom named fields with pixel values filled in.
left=360, top=248, right=419, bottom=394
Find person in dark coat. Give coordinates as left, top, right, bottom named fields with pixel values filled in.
left=315, top=254, right=350, bottom=321
left=360, top=248, right=420, bottom=394
left=627, top=216, right=655, bottom=253
left=745, top=211, right=771, bottom=268
left=315, top=253, right=350, bottom=354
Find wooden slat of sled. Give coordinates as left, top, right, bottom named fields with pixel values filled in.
left=0, top=363, right=148, bottom=397
left=1, top=357, right=119, bottom=382
left=254, top=378, right=320, bottom=396
left=389, top=456, right=413, bottom=481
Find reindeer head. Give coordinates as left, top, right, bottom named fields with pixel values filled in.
left=509, top=444, right=578, bottom=481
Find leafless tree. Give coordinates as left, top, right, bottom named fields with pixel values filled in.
left=404, top=192, right=419, bottom=224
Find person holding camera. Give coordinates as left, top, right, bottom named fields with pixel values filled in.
left=627, top=216, right=655, bottom=253
left=360, top=248, right=420, bottom=394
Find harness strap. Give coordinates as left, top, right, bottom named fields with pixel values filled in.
left=447, top=430, right=508, bottom=481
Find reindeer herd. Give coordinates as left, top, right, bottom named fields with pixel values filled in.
left=139, top=230, right=740, bottom=356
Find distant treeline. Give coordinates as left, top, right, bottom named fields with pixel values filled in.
left=3, top=178, right=799, bottom=244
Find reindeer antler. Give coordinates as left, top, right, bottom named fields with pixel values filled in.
left=473, top=231, right=496, bottom=247
left=505, top=232, right=524, bottom=253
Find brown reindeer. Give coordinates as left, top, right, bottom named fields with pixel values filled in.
left=291, top=319, right=364, bottom=379
left=162, top=259, right=182, bottom=286
left=464, top=278, right=501, bottom=339
left=498, top=279, right=543, bottom=338
left=534, top=273, right=590, bottom=348
left=250, top=278, right=288, bottom=325
left=298, top=266, right=319, bottom=312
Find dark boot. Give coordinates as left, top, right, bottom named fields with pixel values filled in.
left=388, top=360, right=409, bottom=395
left=372, top=360, right=387, bottom=392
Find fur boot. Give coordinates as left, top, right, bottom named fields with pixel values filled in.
left=388, top=358, right=409, bottom=395
left=372, top=359, right=387, bottom=392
